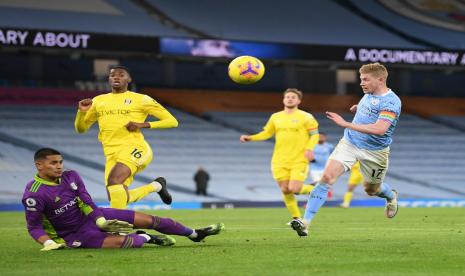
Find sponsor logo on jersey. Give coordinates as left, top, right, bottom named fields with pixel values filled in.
left=54, top=198, right=78, bottom=215
left=96, top=109, right=131, bottom=117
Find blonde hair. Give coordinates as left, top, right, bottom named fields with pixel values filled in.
left=283, top=88, right=303, bottom=100
left=359, top=63, right=388, bottom=80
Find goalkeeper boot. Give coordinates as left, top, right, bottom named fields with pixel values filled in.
left=290, top=218, right=308, bottom=237
left=385, top=189, right=398, bottom=219
left=189, top=223, right=225, bottom=242
left=155, top=177, right=172, bottom=205
left=136, top=230, right=176, bottom=246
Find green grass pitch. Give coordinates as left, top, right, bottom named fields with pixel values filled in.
left=1, top=207, right=464, bottom=275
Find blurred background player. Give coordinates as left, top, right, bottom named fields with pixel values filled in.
left=74, top=66, right=178, bottom=209
left=291, top=63, right=401, bottom=237
left=240, top=88, right=319, bottom=221
left=340, top=162, right=363, bottom=208
left=23, top=148, right=224, bottom=251
left=309, top=132, right=334, bottom=199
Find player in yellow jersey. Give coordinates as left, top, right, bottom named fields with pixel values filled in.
left=340, top=161, right=363, bottom=208
left=74, top=66, right=178, bottom=209
left=240, top=88, right=319, bottom=221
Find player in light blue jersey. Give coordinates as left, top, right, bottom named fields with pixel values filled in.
left=310, top=132, right=334, bottom=182
left=291, top=63, right=401, bottom=237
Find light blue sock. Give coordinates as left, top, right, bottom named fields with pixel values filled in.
left=303, top=183, right=330, bottom=222
left=376, top=183, right=394, bottom=200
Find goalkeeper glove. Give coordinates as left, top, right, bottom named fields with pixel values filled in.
left=41, top=240, right=65, bottom=251
left=96, top=217, right=133, bottom=233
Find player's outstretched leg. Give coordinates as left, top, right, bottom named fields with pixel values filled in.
left=385, top=189, right=398, bottom=218
left=135, top=230, right=176, bottom=246
left=154, top=177, right=172, bottom=205
left=188, top=223, right=225, bottom=242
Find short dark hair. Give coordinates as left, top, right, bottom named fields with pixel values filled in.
left=34, top=148, right=61, bottom=161
left=319, top=132, right=327, bottom=136
left=109, top=65, right=131, bottom=76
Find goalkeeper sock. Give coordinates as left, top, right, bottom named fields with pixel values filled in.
left=303, top=183, right=330, bottom=223
left=298, top=184, right=315, bottom=195
left=151, top=216, right=193, bottom=236
left=120, top=234, right=145, bottom=248
left=375, top=183, right=394, bottom=200
left=108, top=184, right=128, bottom=209
left=282, top=193, right=301, bottom=218
left=128, top=184, right=156, bottom=203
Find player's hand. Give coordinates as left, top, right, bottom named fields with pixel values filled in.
left=125, top=122, right=147, bottom=132
left=240, top=135, right=252, bottom=142
left=304, top=150, right=314, bottom=161
left=78, top=98, right=93, bottom=112
left=350, top=105, right=358, bottom=113
left=41, top=240, right=65, bottom=251
left=96, top=218, right=133, bottom=233
left=326, top=111, right=349, bottom=128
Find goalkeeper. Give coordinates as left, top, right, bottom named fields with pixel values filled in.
left=23, top=148, right=224, bottom=251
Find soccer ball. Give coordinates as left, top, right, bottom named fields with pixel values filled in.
left=228, top=55, right=265, bottom=84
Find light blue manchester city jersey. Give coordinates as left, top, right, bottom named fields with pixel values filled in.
left=344, top=90, right=401, bottom=150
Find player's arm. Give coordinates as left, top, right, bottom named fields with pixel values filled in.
left=23, top=197, right=65, bottom=251
left=74, top=98, right=98, bottom=133
left=73, top=172, right=133, bottom=233
left=305, top=116, right=320, bottom=161
left=130, top=95, right=178, bottom=131
left=326, top=111, right=392, bottom=136
left=240, top=116, right=275, bottom=142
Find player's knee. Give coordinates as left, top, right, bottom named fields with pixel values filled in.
left=107, top=174, right=126, bottom=185
left=364, top=186, right=379, bottom=196
left=321, top=172, right=336, bottom=185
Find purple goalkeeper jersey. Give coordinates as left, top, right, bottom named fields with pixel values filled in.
left=22, top=170, right=104, bottom=241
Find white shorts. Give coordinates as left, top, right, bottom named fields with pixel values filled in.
left=310, top=169, right=323, bottom=183
left=329, top=138, right=390, bottom=184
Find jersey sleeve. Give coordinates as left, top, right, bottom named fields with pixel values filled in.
left=22, top=195, right=47, bottom=241
left=72, top=171, right=104, bottom=221
left=378, top=98, right=401, bottom=124
left=141, top=95, right=179, bottom=129
left=74, top=99, right=98, bottom=133
left=305, top=114, right=320, bottom=150
left=250, top=115, right=275, bottom=141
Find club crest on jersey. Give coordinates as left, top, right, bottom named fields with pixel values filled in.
left=371, top=98, right=380, bottom=106
left=55, top=196, right=61, bottom=203
left=70, top=182, right=78, bottom=191
left=124, top=99, right=132, bottom=105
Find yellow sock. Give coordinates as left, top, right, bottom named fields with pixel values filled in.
left=298, top=184, right=315, bottom=195
left=282, top=193, right=301, bottom=218
left=107, top=184, right=128, bottom=209
left=343, top=192, right=353, bottom=206
left=128, top=184, right=156, bottom=203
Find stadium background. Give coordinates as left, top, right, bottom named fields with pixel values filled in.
left=1, top=0, right=465, bottom=211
